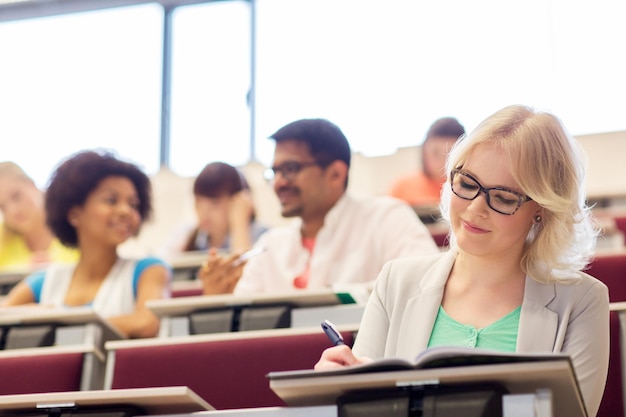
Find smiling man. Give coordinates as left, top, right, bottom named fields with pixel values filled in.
left=200, top=118, right=439, bottom=295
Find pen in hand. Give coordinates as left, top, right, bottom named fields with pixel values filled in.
left=321, top=320, right=345, bottom=346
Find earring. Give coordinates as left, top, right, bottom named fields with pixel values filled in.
left=534, top=214, right=542, bottom=223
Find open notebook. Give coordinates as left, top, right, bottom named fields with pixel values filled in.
left=268, top=346, right=587, bottom=417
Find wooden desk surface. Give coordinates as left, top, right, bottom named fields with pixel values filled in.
left=610, top=302, right=626, bottom=311
left=0, top=386, right=213, bottom=415
left=269, top=360, right=585, bottom=417
left=168, top=251, right=208, bottom=269
left=0, top=269, right=28, bottom=285
left=105, top=323, right=360, bottom=351
left=147, top=289, right=354, bottom=318
left=0, top=343, right=103, bottom=361
left=0, top=306, right=125, bottom=340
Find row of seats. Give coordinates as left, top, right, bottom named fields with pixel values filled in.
left=0, top=349, right=85, bottom=394
left=0, top=246, right=624, bottom=414
left=157, top=251, right=624, bottom=414
left=0, top=327, right=355, bottom=410
left=105, top=329, right=355, bottom=409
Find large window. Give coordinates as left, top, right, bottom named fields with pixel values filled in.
left=0, top=4, right=163, bottom=187
left=549, top=0, right=626, bottom=135
left=168, top=1, right=251, bottom=177
left=253, top=0, right=626, bottom=165
left=1, top=0, right=625, bottom=180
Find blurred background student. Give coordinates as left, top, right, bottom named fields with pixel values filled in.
left=0, top=161, right=77, bottom=271
left=389, top=117, right=465, bottom=207
left=1, top=150, right=170, bottom=339
left=199, top=119, right=439, bottom=296
left=165, top=161, right=267, bottom=257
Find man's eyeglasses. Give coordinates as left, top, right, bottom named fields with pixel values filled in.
left=265, top=161, right=320, bottom=182
left=450, top=169, right=532, bottom=215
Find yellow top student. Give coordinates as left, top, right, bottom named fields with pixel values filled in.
left=0, top=162, right=77, bottom=271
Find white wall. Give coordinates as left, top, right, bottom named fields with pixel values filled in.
left=577, top=131, right=626, bottom=199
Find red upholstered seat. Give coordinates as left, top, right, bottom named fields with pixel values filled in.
left=0, top=351, right=84, bottom=395
left=426, top=223, right=450, bottom=248
left=614, top=217, right=626, bottom=246
left=587, top=255, right=626, bottom=416
left=586, top=254, right=626, bottom=302
left=597, top=311, right=624, bottom=417
left=171, top=286, right=203, bottom=298
left=109, top=331, right=354, bottom=410
left=431, top=231, right=449, bottom=248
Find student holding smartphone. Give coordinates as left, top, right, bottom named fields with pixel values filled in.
left=199, top=119, right=439, bottom=295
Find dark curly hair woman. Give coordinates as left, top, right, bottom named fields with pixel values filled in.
left=2, top=150, right=171, bottom=338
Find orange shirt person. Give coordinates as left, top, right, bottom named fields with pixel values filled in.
left=389, top=117, right=465, bottom=206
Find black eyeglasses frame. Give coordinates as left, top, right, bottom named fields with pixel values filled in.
left=450, top=168, right=532, bottom=215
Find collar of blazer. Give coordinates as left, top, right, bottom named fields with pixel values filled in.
left=517, top=277, right=558, bottom=353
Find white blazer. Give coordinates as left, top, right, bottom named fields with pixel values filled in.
left=353, top=250, right=609, bottom=417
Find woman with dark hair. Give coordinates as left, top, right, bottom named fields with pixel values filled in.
left=1, top=150, right=170, bottom=339
left=174, top=162, right=266, bottom=255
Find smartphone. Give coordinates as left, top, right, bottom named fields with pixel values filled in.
left=233, top=246, right=266, bottom=266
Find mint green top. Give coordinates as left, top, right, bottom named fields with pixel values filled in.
left=427, top=305, right=521, bottom=352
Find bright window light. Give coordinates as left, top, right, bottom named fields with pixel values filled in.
left=168, top=1, right=251, bottom=178
left=1, top=0, right=624, bottom=180
left=0, top=4, right=163, bottom=187
left=253, top=0, right=626, bottom=165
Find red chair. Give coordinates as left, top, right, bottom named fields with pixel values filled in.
left=108, top=330, right=354, bottom=410
left=584, top=255, right=626, bottom=416
left=597, top=311, right=625, bottom=417
left=586, top=253, right=626, bottom=302
left=170, top=281, right=203, bottom=298
left=614, top=217, right=626, bottom=246
left=426, top=225, right=450, bottom=248
left=430, top=231, right=449, bottom=248
left=0, top=350, right=84, bottom=395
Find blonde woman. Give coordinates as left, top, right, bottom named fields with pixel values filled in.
left=0, top=162, right=77, bottom=271
left=316, top=105, right=608, bottom=417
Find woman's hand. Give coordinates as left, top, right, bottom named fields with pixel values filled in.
left=228, top=190, right=254, bottom=225
left=314, top=345, right=373, bottom=370
left=108, top=262, right=170, bottom=339
left=198, top=248, right=246, bottom=295
left=227, top=191, right=254, bottom=253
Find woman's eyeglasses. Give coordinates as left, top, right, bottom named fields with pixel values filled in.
left=450, top=169, right=532, bottom=215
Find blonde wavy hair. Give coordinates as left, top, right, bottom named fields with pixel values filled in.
left=0, top=162, right=37, bottom=236
left=439, top=105, right=597, bottom=284
left=0, top=161, right=32, bottom=184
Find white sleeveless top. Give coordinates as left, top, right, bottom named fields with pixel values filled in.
left=40, top=258, right=136, bottom=317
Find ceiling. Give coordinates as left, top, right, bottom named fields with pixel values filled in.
left=0, top=0, right=231, bottom=22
